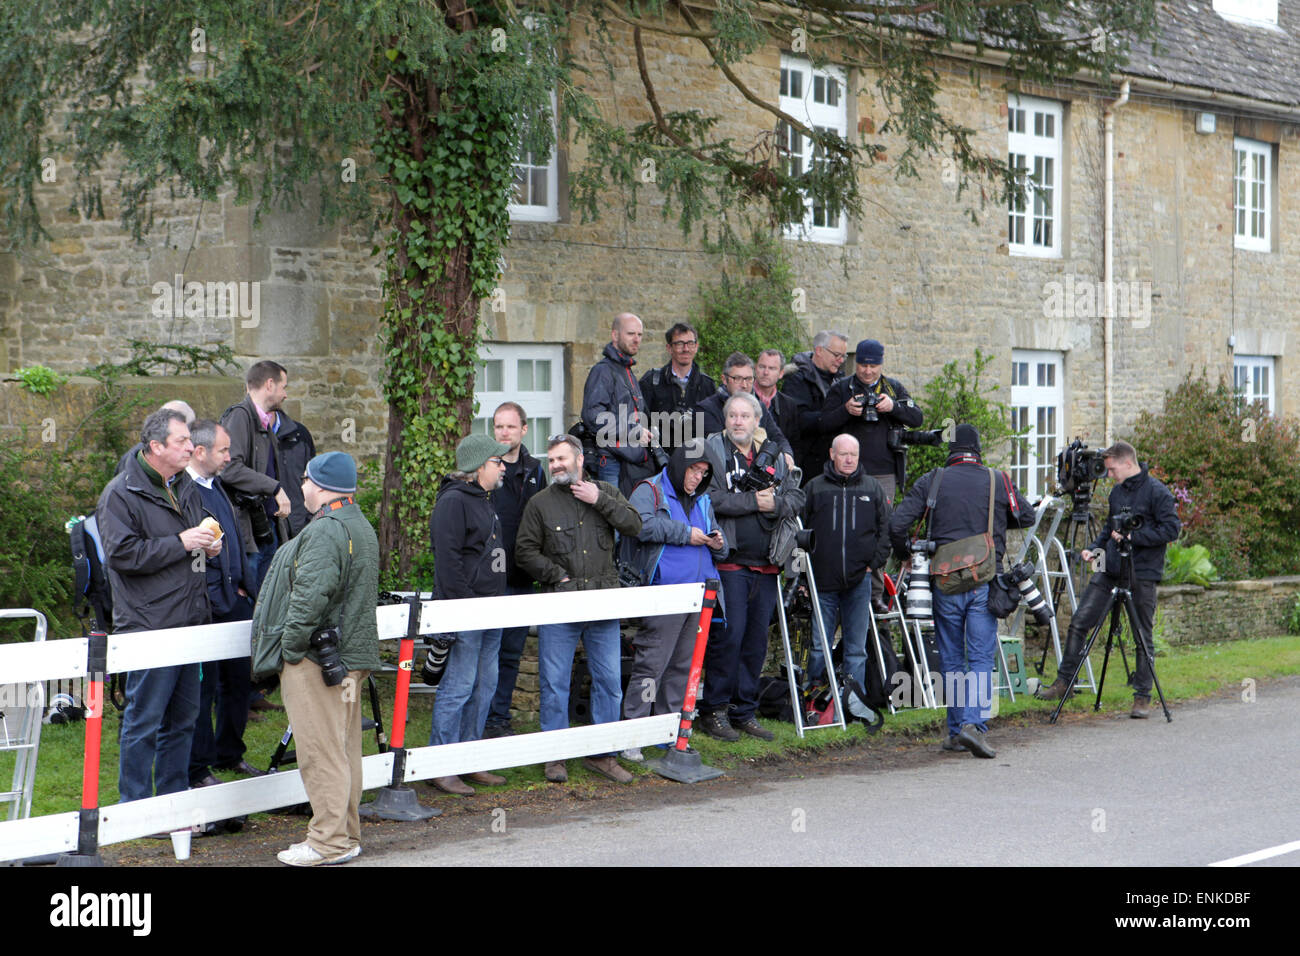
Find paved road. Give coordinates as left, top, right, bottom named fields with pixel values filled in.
left=357, top=678, right=1300, bottom=867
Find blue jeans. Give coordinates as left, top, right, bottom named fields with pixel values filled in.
left=538, top=619, right=622, bottom=736
left=810, top=575, right=872, bottom=690
left=596, top=455, right=622, bottom=488
left=932, top=585, right=997, bottom=738
left=703, top=568, right=779, bottom=723
left=486, top=585, right=533, bottom=729
left=429, top=628, right=503, bottom=746
left=119, top=662, right=202, bottom=801
left=246, top=528, right=280, bottom=597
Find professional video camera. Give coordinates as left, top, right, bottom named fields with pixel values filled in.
left=997, top=560, right=1054, bottom=625
left=1056, top=439, right=1108, bottom=494
left=735, top=443, right=781, bottom=493
left=887, top=428, right=944, bottom=452
left=1111, top=508, right=1144, bottom=535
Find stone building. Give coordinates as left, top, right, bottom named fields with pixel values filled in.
left=1, top=0, right=1297, bottom=503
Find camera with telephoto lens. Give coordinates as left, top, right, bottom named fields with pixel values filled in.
left=309, top=625, right=347, bottom=686
left=736, top=443, right=781, bottom=493
left=421, top=633, right=457, bottom=686
left=906, top=540, right=934, bottom=620
left=997, top=560, right=1054, bottom=625
left=1056, top=439, right=1108, bottom=494
left=888, top=428, right=944, bottom=452
left=648, top=435, right=670, bottom=471
left=851, top=388, right=881, bottom=422
left=1111, top=508, right=1145, bottom=535
left=228, top=488, right=274, bottom=547
left=47, top=692, right=85, bottom=725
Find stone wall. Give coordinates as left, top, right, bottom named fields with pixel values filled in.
left=1157, top=577, right=1300, bottom=645
left=2, top=12, right=1297, bottom=473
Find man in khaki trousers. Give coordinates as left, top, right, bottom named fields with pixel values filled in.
left=251, top=451, right=380, bottom=866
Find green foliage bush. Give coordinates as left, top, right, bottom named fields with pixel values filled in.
left=691, top=231, right=808, bottom=380
left=13, top=365, right=65, bottom=395
left=1130, top=372, right=1300, bottom=579
left=1162, top=542, right=1218, bottom=586
left=904, top=348, right=1026, bottom=489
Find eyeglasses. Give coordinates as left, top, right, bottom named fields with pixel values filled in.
left=725, top=373, right=755, bottom=385
left=488, top=457, right=506, bottom=466
left=670, top=339, right=698, bottom=349
left=822, top=347, right=847, bottom=361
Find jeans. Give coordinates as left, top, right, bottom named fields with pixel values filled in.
left=931, top=585, right=997, bottom=738
left=485, top=585, right=533, bottom=729
left=703, top=568, right=779, bottom=723
left=809, top=575, right=872, bottom=690
left=119, top=662, right=202, bottom=801
left=1058, top=574, right=1158, bottom=695
left=596, top=455, right=622, bottom=488
left=538, top=619, right=622, bottom=736
left=246, top=528, right=280, bottom=597
left=428, top=628, right=503, bottom=746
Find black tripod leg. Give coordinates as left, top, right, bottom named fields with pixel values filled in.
left=267, top=724, right=293, bottom=773
left=366, top=674, right=388, bottom=752
left=1093, top=600, right=1126, bottom=712
left=1050, top=591, right=1116, bottom=724
left=1122, top=591, right=1172, bottom=723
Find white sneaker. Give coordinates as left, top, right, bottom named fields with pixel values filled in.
left=325, top=844, right=362, bottom=865
left=277, top=842, right=327, bottom=867
left=620, top=748, right=644, bottom=762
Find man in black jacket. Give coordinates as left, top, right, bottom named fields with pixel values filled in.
left=426, top=435, right=511, bottom=795
left=582, top=312, right=655, bottom=494
left=820, top=339, right=922, bottom=502
left=638, top=321, right=716, bottom=454
left=185, top=420, right=263, bottom=789
left=755, top=349, right=800, bottom=458
left=97, top=408, right=217, bottom=801
left=696, top=352, right=794, bottom=464
left=890, top=425, right=1035, bottom=758
left=483, top=402, right=548, bottom=738
left=277, top=417, right=317, bottom=538
left=802, top=435, right=891, bottom=694
left=1036, top=440, right=1181, bottom=717
left=220, top=360, right=294, bottom=591
left=782, top=331, right=848, bottom=482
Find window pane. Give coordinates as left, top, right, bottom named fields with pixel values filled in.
left=827, top=77, right=839, bottom=106
left=536, top=360, right=551, bottom=392
left=814, top=75, right=825, bottom=103
left=480, top=360, right=503, bottom=392
left=531, top=417, right=552, bottom=455
left=790, top=69, right=802, bottom=99
left=518, top=360, right=533, bottom=391
left=780, top=67, right=789, bottom=97
left=1037, top=363, right=1046, bottom=387
left=1046, top=364, right=1055, bottom=387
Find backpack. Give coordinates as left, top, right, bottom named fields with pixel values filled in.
left=69, top=514, right=112, bottom=632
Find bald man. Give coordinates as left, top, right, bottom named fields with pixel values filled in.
left=580, top=312, right=655, bottom=494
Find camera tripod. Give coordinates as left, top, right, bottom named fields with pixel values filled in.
left=1047, top=542, right=1171, bottom=723
left=1036, top=482, right=1102, bottom=677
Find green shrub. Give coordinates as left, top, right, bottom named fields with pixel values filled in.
left=904, top=348, right=1026, bottom=489
left=1286, top=596, right=1300, bottom=637
left=1162, top=542, right=1218, bottom=586
left=1130, top=372, right=1300, bottom=579
left=13, top=365, right=65, bottom=395
left=690, top=231, right=808, bottom=380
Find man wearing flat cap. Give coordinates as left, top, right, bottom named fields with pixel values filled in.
left=251, top=451, right=380, bottom=866
left=425, top=434, right=512, bottom=795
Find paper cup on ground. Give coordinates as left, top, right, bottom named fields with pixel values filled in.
left=170, top=828, right=192, bottom=861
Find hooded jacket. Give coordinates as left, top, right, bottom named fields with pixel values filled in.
left=96, top=453, right=212, bottom=633
left=802, top=460, right=892, bottom=592
left=219, top=395, right=292, bottom=553
left=582, top=342, right=652, bottom=467
left=430, top=474, right=507, bottom=601
left=621, top=442, right=727, bottom=586
left=277, top=418, right=317, bottom=538
left=1091, top=463, right=1181, bottom=582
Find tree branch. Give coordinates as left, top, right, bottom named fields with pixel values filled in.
left=602, top=0, right=719, bottom=39
left=633, top=26, right=710, bottom=162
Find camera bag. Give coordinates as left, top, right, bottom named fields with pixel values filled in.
left=924, top=467, right=997, bottom=595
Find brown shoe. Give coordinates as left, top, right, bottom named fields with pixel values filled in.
left=1035, top=677, right=1072, bottom=701
left=432, top=775, right=476, bottom=795
left=462, top=771, right=506, bottom=786
left=583, top=756, right=634, bottom=784
left=544, top=761, right=568, bottom=783
left=1131, top=695, right=1151, bottom=719
left=249, top=697, right=284, bottom=713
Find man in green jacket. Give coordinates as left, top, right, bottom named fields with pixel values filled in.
left=251, top=451, right=380, bottom=866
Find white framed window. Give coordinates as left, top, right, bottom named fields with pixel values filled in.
left=1233, top=137, right=1270, bottom=251
left=509, top=91, right=559, bottom=223
left=1010, top=350, right=1064, bottom=500
left=1233, top=354, right=1275, bottom=414
left=473, top=343, right=565, bottom=457
left=1007, top=95, right=1064, bottom=258
left=778, top=54, right=848, bottom=245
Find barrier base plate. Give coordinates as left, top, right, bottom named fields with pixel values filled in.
left=359, top=786, right=441, bottom=821
left=55, top=852, right=104, bottom=867
left=646, top=747, right=725, bottom=784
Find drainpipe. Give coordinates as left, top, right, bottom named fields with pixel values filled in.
left=1103, top=79, right=1130, bottom=446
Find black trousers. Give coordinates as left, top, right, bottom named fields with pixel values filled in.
left=189, top=597, right=255, bottom=781
left=1058, top=574, right=1159, bottom=695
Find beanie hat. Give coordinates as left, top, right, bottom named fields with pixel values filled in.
left=947, top=423, right=982, bottom=456
left=455, top=434, right=509, bottom=473
left=855, top=339, right=884, bottom=364
left=305, top=451, right=358, bottom=494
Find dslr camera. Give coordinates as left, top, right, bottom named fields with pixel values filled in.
left=228, top=488, right=275, bottom=547
left=309, top=625, right=347, bottom=686
left=851, top=388, right=882, bottom=422
left=887, top=428, right=943, bottom=452
left=735, top=444, right=781, bottom=493
left=1111, top=508, right=1144, bottom=535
